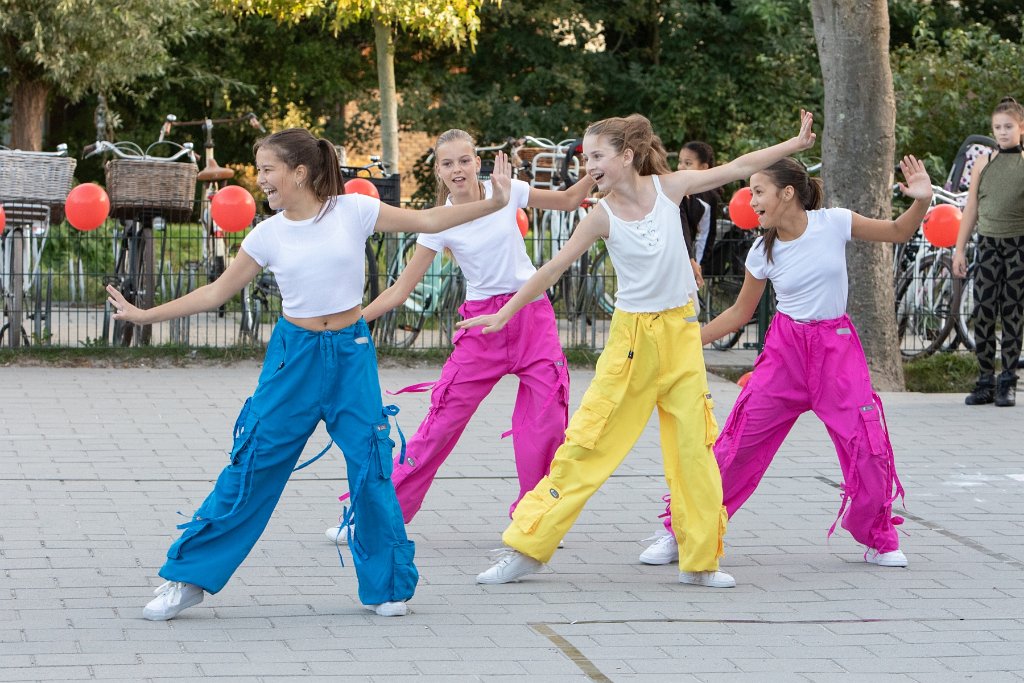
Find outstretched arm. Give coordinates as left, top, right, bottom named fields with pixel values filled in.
left=700, top=270, right=767, bottom=346
left=458, top=210, right=607, bottom=334
left=527, top=174, right=597, bottom=211
left=660, top=110, right=816, bottom=202
left=374, top=151, right=513, bottom=234
left=850, top=155, right=933, bottom=243
left=107, top=250, right=263, bottom=324
left=360, top=244, right=438, bottom=322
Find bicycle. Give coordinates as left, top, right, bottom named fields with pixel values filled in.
left=83, top=138, right=197, bottom=346
left=0, top=144, right=76, bottom=348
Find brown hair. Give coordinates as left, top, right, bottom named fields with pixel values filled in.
left=756, top=157, right=823, bottom=264
left=253, top=128, right=344, bottom=220
left=432, top=128, right=479, bottom=207
left=993, top=96, right=1024, bottom=145
left=585, top=114, right=671, bottom=176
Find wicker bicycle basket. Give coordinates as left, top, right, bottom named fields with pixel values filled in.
left=105, top=158, right=198, bottom=222
left=0, top=151, right=77, bottom=224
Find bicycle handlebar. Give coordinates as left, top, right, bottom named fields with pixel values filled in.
left=159, top=112, right=265, bottom=143
left=84, top=139, right=194, bottom=162
left=0, top=144, right=70, bottom=157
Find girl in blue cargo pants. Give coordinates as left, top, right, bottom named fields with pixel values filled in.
left=106, top=128, right=513, bottom=619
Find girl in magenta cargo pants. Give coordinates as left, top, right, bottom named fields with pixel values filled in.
left=642, top=154, right=935, bottom=568
left=327, top=128, right=595, bottom=540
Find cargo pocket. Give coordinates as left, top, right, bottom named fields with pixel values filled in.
left=512, top=477, right=563, bottom=534
left=702, top=393, right=719, bottom=447
left=372, top=419, right=396, bottom=481
left=859, top=404, right=886, bottom=458
left=564, top=393, right=616, bottom=450
left=390, top=540, right=418, bottom=601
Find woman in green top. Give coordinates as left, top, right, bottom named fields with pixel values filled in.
left=953, top=96, right=1024, bottom=407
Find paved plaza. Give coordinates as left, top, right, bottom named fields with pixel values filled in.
left=2, top=355, right=1023, bottom=682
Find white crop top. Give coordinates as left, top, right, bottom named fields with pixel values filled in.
left=600, top=176, right=699, bottom=313
left=240, top=194, right=380, bottom=317
left=416, top=178, right=534, bottom=301
left=745, top=207, right=852, bottom=321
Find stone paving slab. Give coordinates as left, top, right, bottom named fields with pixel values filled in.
left=2, top=360, right=1023, bottom=682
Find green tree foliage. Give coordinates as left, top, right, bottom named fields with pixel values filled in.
left=0, top=0, right=215, bottom=149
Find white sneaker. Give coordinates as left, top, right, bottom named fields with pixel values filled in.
left=325, top=525, right=351, bottom=545
left=679, top=570, right=736, bottom=588
left=476, top=549, right=543, bottom=584
left=142, top=581, right=204, bottom=620
left=364, top=601, right=408, bottom=617
left=639, top=531, right=679, bottom=565
left=866, top=548, right=907, bottom=567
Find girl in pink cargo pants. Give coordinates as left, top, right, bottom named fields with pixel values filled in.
left=640, top=155, right=934, bottom=569
left=326, top=128, right=595, bottom=542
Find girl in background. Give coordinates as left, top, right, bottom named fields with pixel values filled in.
left=953, top=96, right=1024, bottom=408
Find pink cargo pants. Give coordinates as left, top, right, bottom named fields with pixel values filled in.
left=386, top=293, right=569, bottom=523
left=661, top=312, right=904, bottom=553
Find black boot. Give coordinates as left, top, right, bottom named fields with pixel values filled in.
left=995, top=372, right=1017, bottom=407
left=965, top=375, right=995, bottom=405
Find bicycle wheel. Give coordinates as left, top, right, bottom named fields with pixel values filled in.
left=3, top=227, right=28, bottom=347
left=379, top=237, right=425, bottom=349
left=952, top=266, right=976, bottom=352
left=895, top=254, right=957, bottom=359
left=700, top=275, right=745, bottom=351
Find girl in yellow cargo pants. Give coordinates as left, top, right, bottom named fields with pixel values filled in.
left=458, top=110, right=816, bottom=587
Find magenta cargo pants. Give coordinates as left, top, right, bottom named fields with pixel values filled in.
left=661, top=312, right=904, bottom=553
left=387, top=293, right=569, bottom=523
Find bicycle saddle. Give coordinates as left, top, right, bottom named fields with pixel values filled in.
left=198, top=158, right=234, bottom=182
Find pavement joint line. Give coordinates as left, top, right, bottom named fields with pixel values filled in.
left=815, top=474, right=1024, bottom=571
left=529, top=622, right=613, bottom=682
left=537, top=616, right=1003, bottom=626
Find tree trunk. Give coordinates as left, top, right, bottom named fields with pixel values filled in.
left=373, top=16, right=400, bottom=175
left=810, top=1, right=904, bottom=390
left=9, top=79, right=50, bottom=151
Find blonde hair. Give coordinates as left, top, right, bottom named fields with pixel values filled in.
left=585, top=114, right=671, bottom=176
left=433, top=129, right=478, bottom=206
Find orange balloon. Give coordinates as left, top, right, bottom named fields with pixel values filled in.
left=211, top=185, right=256, bottom=233
left=737, top=371, right=753, bottom=388
left=345, top=177, right=379, bottom=199
left=516, top=208, right=529, bottom=237
left=728, top=187, right=760, bottom=230
left=65, top=183, right=110, bottom=231
left=0, top=204, right=5, bottom=231
left=922, top=204, right=962, bottom=248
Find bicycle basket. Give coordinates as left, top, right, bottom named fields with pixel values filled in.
left=0, top=151, right=77, bottom=224
left=105, top=158, right=198, bottom=222
left=367, top=174, right=401, bottom=208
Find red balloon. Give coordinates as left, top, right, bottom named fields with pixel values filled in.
left=737, top=371, right=754, bottom=388
left=345, top=177, right=379, bottom=199
left=0, top=204, right=5, bottom=231
left=65, top=183, right=110, bottom=231
left=211, top=185, right=257, bottom=233
left=516, top=208, right=529, bottom=237
left=922, top=204, right=962, bottom=248
left=728, top=187, right=760, bottom=230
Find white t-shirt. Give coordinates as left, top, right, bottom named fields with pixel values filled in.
left=745, top=207, right=852, bottom=321
left=600, top=175, right=700, bottom=314
left=416, top=178, right=534, bottom=301
left=240, top=194, right=380, bottom=317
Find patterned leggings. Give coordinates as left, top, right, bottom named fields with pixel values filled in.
left=973, top=234, right=1024, bottom=376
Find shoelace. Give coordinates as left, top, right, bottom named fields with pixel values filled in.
left=487, top=548, right=518, bottom=566
left=153, top=580, right=185, bottom=599
left=640, top=533, right=674, bottom=546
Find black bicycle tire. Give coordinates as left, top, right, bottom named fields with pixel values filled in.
left=381, top=237, right=425, bottom=349
left=895, top=254, right=956, bottom=360
left=560, top=138, right=584, bottom=189
left=589, top=247, right=616, bottom=316
left=7, top=228, right=26, bottom=347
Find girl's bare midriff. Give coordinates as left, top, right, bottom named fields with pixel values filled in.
left=285, top=305, right=363, bottom=332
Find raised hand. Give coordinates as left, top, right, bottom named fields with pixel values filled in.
left=489, top=150, right=512, bottom=207
left=106, top=284, right=144, bottom=323
left=896, top=154, right=933, bottom=201
left=793, top=109, right=816, bottom=151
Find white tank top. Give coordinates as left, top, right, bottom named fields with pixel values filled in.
left=600, top=175, right=700, bottom=313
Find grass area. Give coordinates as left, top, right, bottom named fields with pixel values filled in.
left=903, top=351, right=979, bottom=393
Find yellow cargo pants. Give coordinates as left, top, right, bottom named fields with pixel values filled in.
left=503, top=303, right=728, bottom=571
